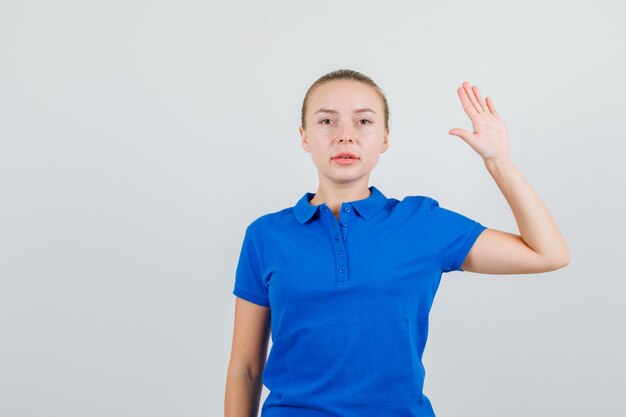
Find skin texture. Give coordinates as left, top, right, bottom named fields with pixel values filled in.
left=225, top=79, right=570, bottom=416
left=299, top=79, right=389, bottom=218
left=225, top=297, right=269, bottom=417
left=448, top=81, right=570, bottom=273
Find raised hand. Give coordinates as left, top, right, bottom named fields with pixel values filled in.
left=448, top=81, right=510, bottom=162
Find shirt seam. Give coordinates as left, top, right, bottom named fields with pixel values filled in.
left=233, top=286, right=270, bottom=307
left=423, top=197, right=445, bottom=272
left=451, top=222, right=487, bottom=272
left=246, top=223, right=270, bottom=304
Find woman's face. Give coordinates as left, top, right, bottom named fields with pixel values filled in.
left=299, top=79, right=389, bottom=186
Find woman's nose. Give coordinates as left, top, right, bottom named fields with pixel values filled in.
left=336, top=124, right=355, bottom=143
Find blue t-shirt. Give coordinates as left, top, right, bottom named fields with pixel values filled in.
left=232, top=185, right=487, bottom=416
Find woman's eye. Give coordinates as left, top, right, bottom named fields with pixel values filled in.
left=319, top=119, right=371, bottom=125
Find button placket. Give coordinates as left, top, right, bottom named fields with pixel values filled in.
left=337, top=204, right=353, bottom=246
left=323, top=204, right=350, bottom=286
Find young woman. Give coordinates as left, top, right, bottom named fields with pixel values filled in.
left=225, top=69, right=570, bottom=417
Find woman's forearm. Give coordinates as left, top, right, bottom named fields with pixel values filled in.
left=224, top=369, right=263, bottom=417
left=484, top=157, right=570, bottom=265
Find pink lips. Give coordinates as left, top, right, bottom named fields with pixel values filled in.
left=333, top=157, right=358, bottom=165
left=332, top=152, right=359, bottom=165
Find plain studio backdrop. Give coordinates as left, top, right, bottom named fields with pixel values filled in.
left=1, top=1, right=624, bottom=416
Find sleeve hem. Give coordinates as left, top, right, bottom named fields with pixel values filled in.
left=233, top=287, right=270, bottom=307
left=453, top=223, right=488, bottom=272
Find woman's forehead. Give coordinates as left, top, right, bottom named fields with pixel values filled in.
left=309, top=80, right=382, bottom=112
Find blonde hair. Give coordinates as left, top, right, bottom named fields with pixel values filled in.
left=300, top=68, right=390, bottom=130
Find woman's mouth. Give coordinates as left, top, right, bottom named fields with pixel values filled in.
left=332, top=156, right=358, bottom=165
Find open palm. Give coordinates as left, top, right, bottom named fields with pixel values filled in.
left=449, top=81, right=510, bottom=162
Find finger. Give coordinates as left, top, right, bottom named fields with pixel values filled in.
left=448, top=128, right=474, bottom=144
left=457, top=86, right=479, bottom=119
left=472, top=85, right=489, bottom=113
left=462, top=81, right=483, bottom=113
left=486, top=97, right=499, bottom=117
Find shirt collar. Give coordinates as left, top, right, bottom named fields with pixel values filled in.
left=294, top=185, right=388, bottom=224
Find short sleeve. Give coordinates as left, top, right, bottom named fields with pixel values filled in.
left=425, top=197, right=487, bottom=273
left=232, top=224, right=270, bottom=307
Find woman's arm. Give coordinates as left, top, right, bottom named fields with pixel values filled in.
left=224, top=298, right=271, bottom=416
left=449, top=81, right=570, bottom=274
left=462, top=157, right=570, bottom=273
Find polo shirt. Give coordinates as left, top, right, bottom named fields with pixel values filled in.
left=232, top=185, right=487, bottom=417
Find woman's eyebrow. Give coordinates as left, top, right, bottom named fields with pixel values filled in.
left=313, top=108, right=377, bottom=115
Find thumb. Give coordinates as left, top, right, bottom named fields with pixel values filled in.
left=448, top=128, right=473, bottom=142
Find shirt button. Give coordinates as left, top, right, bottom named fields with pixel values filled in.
left=338, top=251, right=343, bottom=257
left=342, top=235, right=346, bottom=241
left=340, top=221, right=347, bottom=227
left=339, top=267, right=345, bottom=273
left=343, top=207, right=350, bottom=212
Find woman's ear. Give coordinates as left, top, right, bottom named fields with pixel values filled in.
left=381, top=128, right=390, bottom=153
left=299, top=126, right=310, bottom=152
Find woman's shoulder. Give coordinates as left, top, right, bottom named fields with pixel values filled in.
left=243, top=206, right=295, bottom=232
left=393, top=193, right=437, bottom=210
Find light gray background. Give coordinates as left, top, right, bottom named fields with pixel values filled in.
left=1, top=1, right=624, bottom=416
